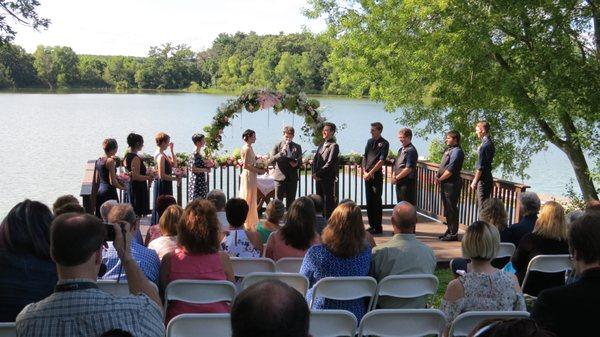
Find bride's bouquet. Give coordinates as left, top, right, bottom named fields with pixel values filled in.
left=255, top=156, right=269, bottom=170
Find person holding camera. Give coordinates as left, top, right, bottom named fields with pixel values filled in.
left=15, top=213, right=164, bottom=337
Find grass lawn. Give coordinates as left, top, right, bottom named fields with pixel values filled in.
left=429, top=268, right=454, bottom=309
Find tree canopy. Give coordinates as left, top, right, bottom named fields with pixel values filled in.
left=307, top=0, right=600, bottom=200
left=0, top=0, right=49, bottom=45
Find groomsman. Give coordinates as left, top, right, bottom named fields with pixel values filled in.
left=269, top=126, right=302, bottom=209
left=470, top=121, right=495, bottom=207
left=312, top=122, right=339, bottom=218
left=362, top=122, right=389, bottom=234
left=392, top=127, right=418, bottom=205
left=436, top=130, right=464, bottom=241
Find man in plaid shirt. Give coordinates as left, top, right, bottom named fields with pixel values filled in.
left=16, top=213, right=164, bottom=337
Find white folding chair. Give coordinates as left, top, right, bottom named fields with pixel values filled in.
left=357, top=309, right=447, bottom=337
left=310, top=310, right=357, bottom=337
left=521, top=254, right=572, bottom=295
left=275, top=257, right=304, bottom=273
left=164, top=280, right=236, bottom=312
left=241, top=272, right=309, bottom=297
left=497, top=243, right=516, bottom=259
left=310, top=276, right=377, bottom=310
left=449, top=311, right=530, bottom=337
left=372, top=274, right=439, bottom=309
left=97, top=279, right=159, bottom=296
left=230, top=257, right=276, bottom=278
left=0, top=322, right=16, bottom=337
left=166, top=313, right=231, bottom=337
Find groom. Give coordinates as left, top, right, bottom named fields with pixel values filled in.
left=269, top=126, right=302, bottom=209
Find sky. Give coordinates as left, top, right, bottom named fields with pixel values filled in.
left=12, top=0, right=327, bottom=57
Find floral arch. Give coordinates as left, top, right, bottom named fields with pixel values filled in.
left=203, top=89, right=326, bottom=155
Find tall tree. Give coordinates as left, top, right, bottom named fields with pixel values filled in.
left=308, top=0, right=600, bottom=200
left=0, top=0, right=49, bottom=45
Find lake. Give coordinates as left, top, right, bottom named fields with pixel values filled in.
left=0, top=92, right=575, bottom=217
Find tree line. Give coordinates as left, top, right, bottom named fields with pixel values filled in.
left=0, top=32, right=344, bottom=93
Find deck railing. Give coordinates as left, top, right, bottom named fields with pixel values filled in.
left=81, top=160, right=529, bottom=225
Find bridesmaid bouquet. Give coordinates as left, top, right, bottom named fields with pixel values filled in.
left=203, top=158, right=216, bottom=168
left=173, top=167, right=187, bottom=178
left=117, top=172, right=131, bottom=185
left=146, top=167, right=158, bottom=179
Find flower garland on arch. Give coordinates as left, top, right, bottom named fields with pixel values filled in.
left=203, top=89, right=326, bottom=156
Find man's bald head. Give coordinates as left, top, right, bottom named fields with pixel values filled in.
left=231, top=280, right=310, bottom=337
left=391, top=201, right=417, bottom=233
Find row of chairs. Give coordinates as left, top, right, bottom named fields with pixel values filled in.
left=165, top=309, right=531, bottom=337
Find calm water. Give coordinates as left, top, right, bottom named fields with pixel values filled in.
left=0, top=92, right=575, bottom=217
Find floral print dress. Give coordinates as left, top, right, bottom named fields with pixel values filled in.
left=189, top=151, right=208, bottom=200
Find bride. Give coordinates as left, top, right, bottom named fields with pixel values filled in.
left=239, top=129, right=266, bottom=230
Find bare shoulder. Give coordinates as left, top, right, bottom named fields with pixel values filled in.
left=443, top=278, right=465, bottom=302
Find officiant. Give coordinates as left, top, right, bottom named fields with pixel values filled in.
left=269, top=126, right=302, bottom=209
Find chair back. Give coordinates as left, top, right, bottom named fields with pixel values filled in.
left=496, top=243, right=516, bottom=258
left=164, top=280, right=236, bottom=312
left=372, top=274, right=438, bottom=309
left=0, top=323, right=16, bottom=337
left=310, top=310, right=357, bottom=337
left=97, top=279, right=130, bottom=296
left=449, top=311, right=530, bottom=337
left=241, top=272, right=309, bottom=297
left=357, top=309, right=446, bottom=337
left=521, top=254, right=572, bottom=294
left=166, top=313, right=230, bottom=337
left=275, top=257, right=304, bottom=273
left=231, top=257, right=275, bottom=278
left=311, top=276, right=377, bottom=310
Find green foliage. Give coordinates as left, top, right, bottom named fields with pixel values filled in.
left=0, top=43, right=37, bottom=87
left=308, top=0, right=600, bottom=200
left=103, top=56, right=140, bottom=89
left=426, top=139, right=445, bottom=164
left=78, top=55, right=107, bottom=87
left=135, top=44, right=200, bottom=89
left=32, top=45, right=79, bottom=89
left=0, top=0, right=49, bottom=45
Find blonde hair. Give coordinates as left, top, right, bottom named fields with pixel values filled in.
left=159, top=204, right=183, bottom=236
left=479, top=198, right=508, bottom=232
left=155, top=132, right=170, bottom=146
left=533, top=201, right=567, bottom=240
left=321, top=202, right=365, bottom=258
left=462, top=221, right=500, bottom=260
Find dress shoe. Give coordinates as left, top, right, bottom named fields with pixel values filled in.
left=440, top=234, right=459, bottom=241
left=438, top=229, right=450, bottom=239
left=367, top=227, right=383, bottom=235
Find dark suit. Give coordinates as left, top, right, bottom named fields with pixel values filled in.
left=269, top=140, right=302, bottom=208
left=475, top=136, right=495, bottom=207
left=362, top=137, right=389, bottom=231
left=532, top=268, right=600, bottom=337
left=437, top=145, right=464, bottom=236
left=312, top=139, right=339, bottom=218
left=393, top=143, right=418, bottom=205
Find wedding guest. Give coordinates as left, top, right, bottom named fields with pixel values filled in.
left=189, top=133, right=212, bottom=200
left=308, top=194, right=327, bottom=235
left=145, top=195, right=177, bottom=245
left=53, top=202, right=86, bottom=216
left=52, top=195, right=79, bottom=216
left=256, top=199, right=285, bottom=244
left=441, top=221, right=525, bottom=332
left=265, top=197, right=320, bottom=261
left=468, top=318, right=554, bottom=337
left=511, top=201, right=569, bottom=296
left=206, top=189, right=229, bottom=233
left=125, top=133, right=152, bottom=217
left=269, top=126, right=302, bottom=209
left=436, top=131, right=464, bottom=241
left=312, top=122, right=339, bottom=218
left=100, top=199, right=119, bottom=222
left=503, top=192, right=541, bottom=247
left=0, top=200, right=57, bottom=322
left=301, top=202, right=371, bottom=321
left=152, top=132, right=179, bottom=224
left=159, top=199, right=234, bottom=324
left=470, top=121, right=495, bottom=207
left=148, top=205, right=183, bottom=260
left=362, top=122, right=389, bottom=234
left=392, top=127, right=418, bottom=205
left=95, top=138, right=125, bottom=217
left=220, top=198, right=262, bottom=258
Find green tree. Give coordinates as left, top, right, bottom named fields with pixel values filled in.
left=308, top=0, right=600, bottom=200
left=52, top=46, right=78, bottom=87
left=32, top=45, right=55, bottom=89
left=0, top=0, right=49, bottom=45
left=103, top=56, right=139, bottom=89
left=0, top=43, right=37, bottom=86
left=274, top=51, right=302, bottom=92
left=78, top=55, right=107, bottom=87
left=136, top=43, right=199, bottom=89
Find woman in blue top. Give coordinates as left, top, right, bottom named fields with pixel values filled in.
left=300, top=201, right=371, bottom=321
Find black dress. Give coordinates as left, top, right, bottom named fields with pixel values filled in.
left=125, top=153, right=150, bottom=216
left=155, top=154, right=173, bottom=196
left=95, top=157, right=119, bottom=217
left=189, top=151, right=208, bottom=199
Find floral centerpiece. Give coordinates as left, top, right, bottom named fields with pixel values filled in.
left=255, top=156, right=269, bottom=170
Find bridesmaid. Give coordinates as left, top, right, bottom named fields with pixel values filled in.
left=189, top=133, right=212, bottom=200
left=124, top=133, right=153, bottom=217
left=238, top=129, right=266, bottom=230
left=95, top=138, right=125, bottom=217
left=153, top=132, right=180, bottom=223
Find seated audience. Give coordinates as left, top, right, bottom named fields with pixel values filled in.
left=100, top=199, right=119, bottom=222
left=52, top=194, right=80, bottom=215
left=0, top=200, right=57, bottom=322
left=256, top=199, right=285, bottom=244
left=221, top=198, right=262, bottom=257
left=100, top=329, right=134, bottom=337
left=159, top=199, right=234, bottom=323
left=586, top=199, right=600, bottom=211
left=511, top=201, right=569, bottom=296
left=308, top=194, right=327, bottom=235
left=54, top=202, right=86, bottom=216
left=441, top=221, right=525, bottom=331
left=502, top=191, right=540, bottom=246
left=101, top=204, right=160, bottom=283
left=265, top=197, right=320, bottom=261
left=231, top=280, right=310, bottom=337
left=206, top=189, right=229, bottom=232
left=531, top=211, right=600, bottom=337
left=301, top=202, right=371, bottom=321
left=148, top=204, right=183, bottom=260
left=566, top=210, right=584, bottom=226
left=370, top=201, right=436, bottom=308
left=468, top=318, right=554, bottom=337
left=16, top=213, right=163, bottom=336
left=339, top=198, right=377, bottom=248
left=479, top=198, right=510, bottom=267
left=145, top=195, right=177, bottom=245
